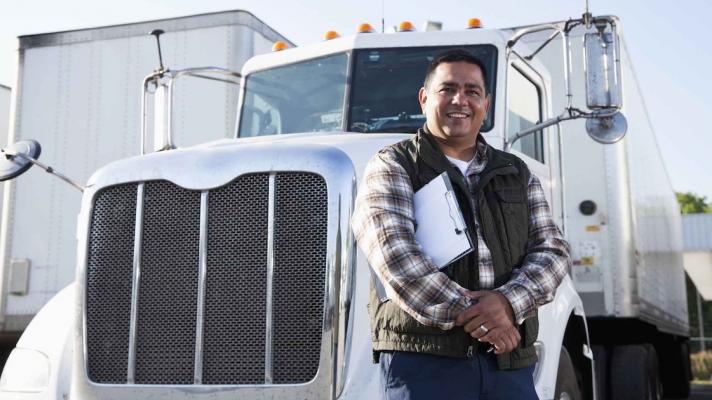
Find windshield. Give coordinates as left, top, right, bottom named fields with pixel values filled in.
left=237, top=45, right=497, bottom=137
left=238, top=53, right=349, bottom=137
left=350, top=45, right=497, bottom=133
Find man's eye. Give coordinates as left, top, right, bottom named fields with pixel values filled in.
left=467, top=90, right=481, bottom=97
left=440, top=87, right=455, bottom=94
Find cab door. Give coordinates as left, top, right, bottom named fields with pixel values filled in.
left=505, top=59, right=562, bottom=228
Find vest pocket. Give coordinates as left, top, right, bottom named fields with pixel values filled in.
left=494, top=188, right=529, bottom=266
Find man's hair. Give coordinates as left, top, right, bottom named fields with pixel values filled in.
left=423, top=49, right=489, bottom=92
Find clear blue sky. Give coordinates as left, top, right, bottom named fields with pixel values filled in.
left=1, top=0, right=711, bottom=199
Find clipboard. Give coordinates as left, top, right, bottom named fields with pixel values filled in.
left=372, top=172, right=474, bottom=302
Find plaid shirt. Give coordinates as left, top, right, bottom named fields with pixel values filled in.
left=352, top=140, right=571, bottom=330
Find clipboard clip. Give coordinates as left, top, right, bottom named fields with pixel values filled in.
left=445, top=191, right=467, bottom=235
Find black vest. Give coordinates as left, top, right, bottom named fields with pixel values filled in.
left=368, top=128, right=539, bottom=369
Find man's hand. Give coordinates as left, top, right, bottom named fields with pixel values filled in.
left=455, top=290, right=521, bottom=354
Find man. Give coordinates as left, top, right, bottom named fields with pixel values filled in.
left=351, top=50, right=571, bottom=399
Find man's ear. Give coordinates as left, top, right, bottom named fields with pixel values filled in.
left=418, top=87, right=427, bottom=112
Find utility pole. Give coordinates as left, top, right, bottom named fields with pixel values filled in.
left=697, top=289, right=706, bottom=351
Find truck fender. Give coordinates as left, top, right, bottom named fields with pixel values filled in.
left=0, top=283, right=75, bottom=399
left=535, top=275, right=590, bottom=400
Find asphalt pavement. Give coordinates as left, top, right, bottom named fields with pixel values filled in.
left=686, top=384, right=712, bottom=400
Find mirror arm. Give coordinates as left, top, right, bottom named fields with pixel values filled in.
left=1, top=149, right=85, bottom=192
left=504, top=105, right=622, bottom=152
left=140, top=67, right=242, bottom=155
left=504, top=112, right=575, bottom=152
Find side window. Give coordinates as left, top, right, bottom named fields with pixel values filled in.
left=507, top=65, right=544, bottom=163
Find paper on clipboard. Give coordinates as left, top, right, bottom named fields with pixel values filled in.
left=413, top=172, right=474, bottom=268
left=371, top=172, right=474, bottom=303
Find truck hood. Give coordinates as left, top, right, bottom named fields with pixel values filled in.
left=87, top=132, right=410, bottom=190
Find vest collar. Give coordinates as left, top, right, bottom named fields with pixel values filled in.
left=415, top=125, right=518, bottom=184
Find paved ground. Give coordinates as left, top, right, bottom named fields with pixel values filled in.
left=686, top=383, right=712, bottom=400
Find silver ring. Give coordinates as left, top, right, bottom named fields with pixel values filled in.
left=479, top=324, right=489, bottom=334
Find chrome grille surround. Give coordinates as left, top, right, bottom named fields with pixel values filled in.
left=77, top=143, right=356, bottom=400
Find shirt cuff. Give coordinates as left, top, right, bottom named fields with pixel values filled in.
left=494, top=283, right=535, bottom=325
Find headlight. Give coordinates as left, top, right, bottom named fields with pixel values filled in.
left=0, top=348, right=50, bottom=393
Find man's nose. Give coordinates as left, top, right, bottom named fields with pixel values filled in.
left=451, top=91, right=468, bottom=105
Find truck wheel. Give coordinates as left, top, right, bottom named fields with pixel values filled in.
left=610, top=345, right=657, bottom=400
left=660, top=340, right=690, bottom=398
left=642, top=344, right=662, bottom=400
left=592, top=345, right=608, bottom=400
left=555, top=347, right=582, bottom=400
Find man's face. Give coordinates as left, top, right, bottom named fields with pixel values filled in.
left=419, top=61, right=490, bottom=147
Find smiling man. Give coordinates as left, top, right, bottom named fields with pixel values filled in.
left=351, top=50, right=571, bottom=399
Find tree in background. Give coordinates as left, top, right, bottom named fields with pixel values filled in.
left=677, top=191, right=712, bottom=214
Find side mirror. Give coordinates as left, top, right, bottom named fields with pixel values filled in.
left=586, top=111, right=627, bottom=144
left=584, top=28, right=622, bottom=110
left=0, top=140, right=42, bottom=181
left=0, top=140, right=84, bottom=191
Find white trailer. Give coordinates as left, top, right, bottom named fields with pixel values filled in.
left=0, top=10, right=690, bottom=400
left=0, top=10, right=290, bottom=348
left=517, top=25, right=691, bottom=398
left=0, top=85, right=9, bottom=144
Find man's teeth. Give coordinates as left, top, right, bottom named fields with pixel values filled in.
left=448, top=112, right=470, bottom=118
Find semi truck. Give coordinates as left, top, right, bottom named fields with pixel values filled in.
left=0, top=9, right=290, bottom=362
left=0, top=8, right=690, bottom=400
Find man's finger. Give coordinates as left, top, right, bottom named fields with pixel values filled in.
left=455, top=304, right=482, bottom=326
left=463, top=316, right=487, bottom=335
left=495, top=327, right=521, bottom=354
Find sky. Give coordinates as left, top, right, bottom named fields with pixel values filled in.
left=0, top=0, right=711, bottom=199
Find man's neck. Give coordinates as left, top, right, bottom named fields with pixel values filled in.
left=432, top=136, right=478, bottom=162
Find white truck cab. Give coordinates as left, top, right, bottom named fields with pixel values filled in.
left=0, top=11, right=689, bottom=400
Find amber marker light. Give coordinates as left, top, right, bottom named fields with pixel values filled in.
left=397, top=21, right=415, bottom=32
left=358, top=23, right=375, bottom=33
left=324, top=30, right=341, bottom=40
left=467, top=18, right=482, bottom=29
left=272, top=41, right=288, bottom=52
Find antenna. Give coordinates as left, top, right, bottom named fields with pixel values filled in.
left=149, top=29, right=167, bottom=74
left=583, top=0, right=592, bottom=28
left=381, top=0, right=385, bottom=33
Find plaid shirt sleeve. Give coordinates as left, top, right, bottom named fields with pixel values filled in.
left=351, top=149, right=472, bottom=331
left=495, top=174, right=572, bottom=324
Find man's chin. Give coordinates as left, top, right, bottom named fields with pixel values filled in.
left=443, top=128, right=477, bottom=139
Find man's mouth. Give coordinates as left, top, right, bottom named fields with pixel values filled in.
left=446, top=111, right=471, bottom=119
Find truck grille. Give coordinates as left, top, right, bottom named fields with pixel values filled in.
left=85, top=172, right=328, bottom=385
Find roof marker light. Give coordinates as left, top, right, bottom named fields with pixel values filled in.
left=272, top=41, right=288, bottom=52
left=397, top=21, right=415, bottom=32
left=324, top=30, right=340, bottom=40
left=358, top=23, right=375, bottom=33
left=467, top=18, right=482, bottom=29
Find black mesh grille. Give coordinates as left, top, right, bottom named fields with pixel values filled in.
left=84, top=172, right=328, bottom=386
left=202, top=174, right=269, bottom=384
left=272, top=173, right=328, bottom=384
left=134, top=181, right=201, bottom=384
left=86, top=184, right=137, bottom=383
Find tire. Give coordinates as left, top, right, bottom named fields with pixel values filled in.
left=610, top=344, right=657, bottom=400
left=555, top=347, right=583, bottom=400
left=660, top=340, right=690, bottom=399
left=642, top=344, right=661, bottom=400
left=592, top=345, right=608, bottom=400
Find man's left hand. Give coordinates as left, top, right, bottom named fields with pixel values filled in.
left=455, top=290, right=516, bottom=338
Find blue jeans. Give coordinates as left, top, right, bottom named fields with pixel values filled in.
left=379, top=350, right=538, bottom=400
